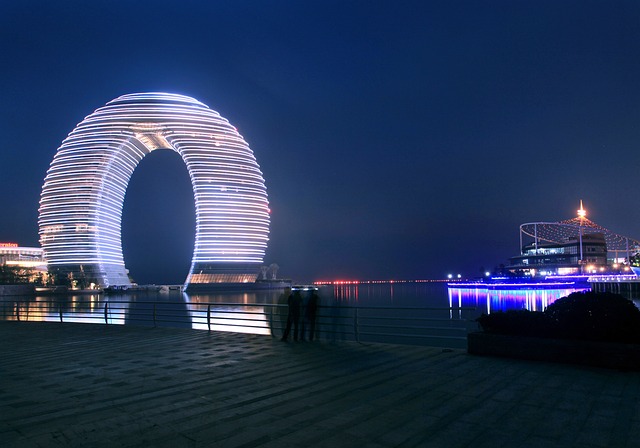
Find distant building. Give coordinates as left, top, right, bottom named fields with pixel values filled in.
left=508, top=233, right=607, bottom=276
left=0, top=242, right=47, bottom=284
left=0, top=243, right=46, bottom=270
left=506, top=202, right=639, bottom=276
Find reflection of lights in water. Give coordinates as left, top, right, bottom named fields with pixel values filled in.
left=447, top=286, right=589, bottom=314
left=185, top=293, right=274, bottom=335
left=12, top=295, right=110, bottom=324
left=334, top=284, right=359, bottom=302
left=104, top=301, right=128, bottom=325
left=10, top=297, right=273, bottom=335
left=190, top=306, right=271, bottom=335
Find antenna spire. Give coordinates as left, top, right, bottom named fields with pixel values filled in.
left=577, top=200, right=586, bottom=219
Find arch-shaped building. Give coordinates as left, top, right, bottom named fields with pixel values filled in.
left=38, top=93, right=270, bottom=290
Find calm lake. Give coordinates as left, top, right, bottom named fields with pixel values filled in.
left=0, top=281, right=595, bottom=349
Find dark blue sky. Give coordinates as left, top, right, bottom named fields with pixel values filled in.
left=1, top=1, right=639, bottom=284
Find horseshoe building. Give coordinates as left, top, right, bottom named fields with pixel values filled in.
left=38, top=93, right=270, bottom=290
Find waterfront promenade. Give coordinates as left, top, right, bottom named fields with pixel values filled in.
left=1, top=322, right=639, bottom=447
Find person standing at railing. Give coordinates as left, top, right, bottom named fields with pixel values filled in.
left=281, top=289, right=302, bottom=342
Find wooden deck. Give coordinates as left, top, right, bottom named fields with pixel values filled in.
left=1, top=321, right=640, bottom=447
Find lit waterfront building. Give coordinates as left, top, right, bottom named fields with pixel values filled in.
left=0, top=242, right=46, bottom=270
left=507, top=201, right=640, bottom=276
left=0, top=242, right=47, bottom=284
left=38, top=93, right=270, bottom=290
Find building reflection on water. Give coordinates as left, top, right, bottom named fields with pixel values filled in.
left=3, top=285, right=593, bottom=327
left=447, top=285, right=590, bottom=315
left=7, top=294, right=105, bottom=324
left=0, top=290, right=287, bottom=336
left=1, top=284, right=482, bottom=345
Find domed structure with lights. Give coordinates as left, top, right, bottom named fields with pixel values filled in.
left=508, top=201, right=640, bottom=276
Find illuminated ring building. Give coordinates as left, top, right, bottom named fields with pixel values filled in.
left=39, top=93, right=270, bottom=289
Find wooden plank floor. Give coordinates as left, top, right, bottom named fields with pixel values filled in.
left=1, top=321, right=640, bottom=447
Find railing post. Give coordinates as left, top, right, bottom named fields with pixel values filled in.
left=354, top=307, right=359, bottom=342
left=16, top=302, right=20, bottom=321
left=207, top=304, right=211, bottom=332
left=153, top=303, right=157, bottom=328
left=104, top=302, right=109, bottom=324
left=59, top=302, right=63, bottom=323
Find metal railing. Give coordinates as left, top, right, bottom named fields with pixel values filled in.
left=0, top=299, right=478, bottom=348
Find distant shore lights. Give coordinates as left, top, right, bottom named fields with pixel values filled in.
left=38, top=93, right=270, bottom=289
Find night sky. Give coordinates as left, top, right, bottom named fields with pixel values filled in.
left=2, top=1, right=639, bottom=284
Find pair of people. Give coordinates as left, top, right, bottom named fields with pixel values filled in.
left=281, top=288, right=319, bottom=342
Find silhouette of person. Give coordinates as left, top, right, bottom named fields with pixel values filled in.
left=281, top=289, right=302, bottom=341
left=304, top=289, right=319, bottom=341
